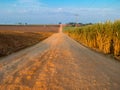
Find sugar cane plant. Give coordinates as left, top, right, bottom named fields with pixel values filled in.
left=64, top=20, right=120, bottom=57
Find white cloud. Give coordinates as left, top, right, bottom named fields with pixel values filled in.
left=9, top=0, right=45, bottom=13
left=18, top=0, right=43, bottom=5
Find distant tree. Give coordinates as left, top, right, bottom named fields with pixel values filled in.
left=85, top=23, right=93, bottom=25
left=25, top=23, right=28, bottom=25
left=18, top=22, right=22, bottom=25
left=59, top=22, right=62, bottom=24
left=67, top=22, right=76, bottom=26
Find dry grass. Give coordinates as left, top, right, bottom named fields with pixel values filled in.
left=64, top=20, right=120, bottom=60
left=0, top=31, right=53, bottom=57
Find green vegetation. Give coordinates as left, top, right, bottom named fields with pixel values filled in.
left=64, top=20, right=120, bottom=58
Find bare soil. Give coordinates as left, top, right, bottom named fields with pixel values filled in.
left=0, top=31, right=53, bottom=56
left=0, top=25, right=59, bottom=56
left=0, top=25, right=59, bottom=33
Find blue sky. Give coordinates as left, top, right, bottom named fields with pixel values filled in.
left=0, top=0, right=120, bottom=24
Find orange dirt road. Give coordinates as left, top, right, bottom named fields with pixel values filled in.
left=0, top=25, right=120, bottom=90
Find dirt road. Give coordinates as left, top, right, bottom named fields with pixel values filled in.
left=0, top=25, right=120, bottom=90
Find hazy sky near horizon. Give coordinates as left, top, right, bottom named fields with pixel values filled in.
left=0, top=0, right=120, bottom=24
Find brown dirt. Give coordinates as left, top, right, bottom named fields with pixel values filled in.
left=0, top=25, right=120, bottom=90
left=0, top=25, right=59, bottom=33
left=0, top=25, right=59, bottom=56
left=0, top=31, right=54, bottom=56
